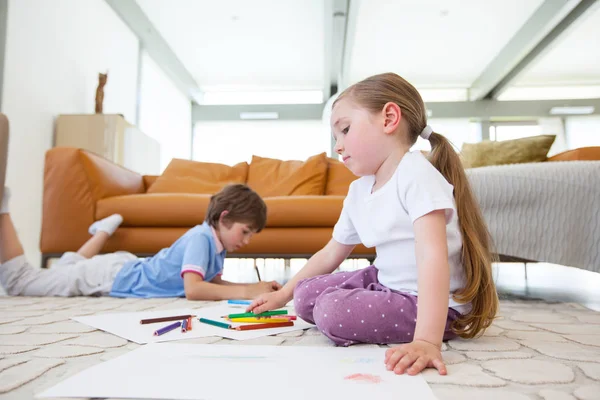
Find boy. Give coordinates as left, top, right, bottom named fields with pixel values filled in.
left=0, top=183, right=281, bottom=300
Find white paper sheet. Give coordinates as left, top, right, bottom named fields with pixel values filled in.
left=37, top=343, right=438, bottom=400
left=72, top=303, right=313, bottom=344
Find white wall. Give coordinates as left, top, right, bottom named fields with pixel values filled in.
left=138, top=52, right=192, bottom=172
left=1, top=0, right=139, bottom=264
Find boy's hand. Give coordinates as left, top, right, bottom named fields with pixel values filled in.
left=384, top=340, right=446, bottom=376
left=246, top=290, right=289, bottom=314
left=243, top=281, right=282, bottom=299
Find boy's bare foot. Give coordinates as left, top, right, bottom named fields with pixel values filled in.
left=88, top=214, right=123, bottom=236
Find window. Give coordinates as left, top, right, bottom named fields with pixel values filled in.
left=138, top=52, right=192, bottom=171
left=566, top=116, right=600, bottom=148
left=489, top=122, right=541, bottom=142
left=193, top=120, right=330, bottom=165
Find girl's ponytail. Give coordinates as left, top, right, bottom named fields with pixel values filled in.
left=428, top=132, right=498, bottom=338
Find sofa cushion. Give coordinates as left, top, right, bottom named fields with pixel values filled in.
left=461, top=135, right=556, bottom=168
left=547, top=146, right=600, bottom=161
left=325, top=157, right=357, bottom=195
left=247, top=153, right=328, bottom=197
left=96, top=194, right=344, bottom=228
left=147, top=158, right=248, bottom=194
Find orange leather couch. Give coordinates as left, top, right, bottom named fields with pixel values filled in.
left=40, top=146, right=600, bottom=265
left=40, top=148, right=371, bottom=264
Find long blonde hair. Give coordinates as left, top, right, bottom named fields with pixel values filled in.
left=334, top=73, right=498, bottom=338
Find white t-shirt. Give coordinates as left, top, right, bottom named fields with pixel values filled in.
left=332, top=151, right=469, bottom=313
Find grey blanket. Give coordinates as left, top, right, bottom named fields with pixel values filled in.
left=467, top=161, right=600, bottom=272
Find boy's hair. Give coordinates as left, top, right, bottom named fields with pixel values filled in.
left=334, top=73, right=498, bottom=339
left=205, top=184, right=267, bottom=232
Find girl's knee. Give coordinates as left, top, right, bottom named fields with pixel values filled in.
left=293, top=280, right=320, bottom=324
left=293, top=296, right=315, bottom=324
left=293, top=277, right=344, bottom=326
left=312, top=291, right=346, bottom=335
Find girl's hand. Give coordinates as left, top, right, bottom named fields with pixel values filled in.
left=384, top=340, right=446, bottom=375
left=246, top=289, right=290, bottom=314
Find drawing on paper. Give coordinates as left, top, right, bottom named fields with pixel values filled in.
left=344, top=373, right=383, bottom=384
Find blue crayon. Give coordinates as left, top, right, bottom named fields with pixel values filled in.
left=227, top=299, right=252, bottom=305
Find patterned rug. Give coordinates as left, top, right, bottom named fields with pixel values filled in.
left=0, top=296, right=599, bottom=400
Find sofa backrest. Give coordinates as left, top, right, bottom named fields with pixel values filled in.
left=143, top=153, right=360, bottom=197
left=325, top=157, right=357, bottom=195
left=147, top=158, right=248, bottom=194
left=246, top=153, right=329, bottom=197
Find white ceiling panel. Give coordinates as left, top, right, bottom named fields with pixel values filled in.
left=347, top=0, right=544, bottom=87
left=511, top=3, right=600, bottom=86
left=137, top=0, right=325, bottom=91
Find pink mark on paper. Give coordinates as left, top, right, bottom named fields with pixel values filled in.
left=344, top=373, right=382, bottom=384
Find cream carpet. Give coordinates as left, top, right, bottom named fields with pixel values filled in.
left=0, top=296, right=599, bottom=400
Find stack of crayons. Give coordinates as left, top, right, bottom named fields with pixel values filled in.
left=199, top=309, right=296, bottom=331
left=140, top=314, right=195, bottom=336
left=139, top=301, right=296, bottom=336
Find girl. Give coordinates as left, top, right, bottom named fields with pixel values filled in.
left=248, top=72, right=498, bottom=376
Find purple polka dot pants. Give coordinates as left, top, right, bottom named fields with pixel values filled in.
left=293, top=265, right=460, bottom=346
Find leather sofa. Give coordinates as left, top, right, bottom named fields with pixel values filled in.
left=40, top=148, right=369, bottom=264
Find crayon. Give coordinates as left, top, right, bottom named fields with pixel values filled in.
left=198, top=317, right=231, bottom=330
left=222, top=310, right=287, bottom=319
left=141, top=314, right=195, bottom=325
left=228, top=317, right=291, bottom=323
left=181, top=318, right=188, bottom=333
left=234, top=321, right=294, bottom=331
left=227, top=299, right=252, bottom=305
left=153, top=321, right=182, bottom=336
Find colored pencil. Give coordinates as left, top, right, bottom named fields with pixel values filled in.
left=227, top=299, right=252, bottom=305
left=227, top=317, right=291, bottom=323
left=270, top=315, right=297, bottom=321
left=140, top=314, right=195, bottom=325
left=198, top=317, right=231, bottom=330
left=153, top=321, right=182, bottom=336
left=234, top=321, right=294, bottom=331
left=222, top=310, right=288, bottom=319
left=181, top=318, right=188, bottom=333
left=186, top=316, right=192, bottom=331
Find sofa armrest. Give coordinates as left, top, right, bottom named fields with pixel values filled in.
left=143, top=175, right=159, bottom=191
left=40, top=147, right=145, bottom=253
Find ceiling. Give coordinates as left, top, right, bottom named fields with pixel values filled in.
left=130, top=0, right=600, bottom=103
left=513, top=2, right=600, bottom=86
left=137, top=0, right=325, bottom=91
left=348, top=0, right=544, bottom=87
